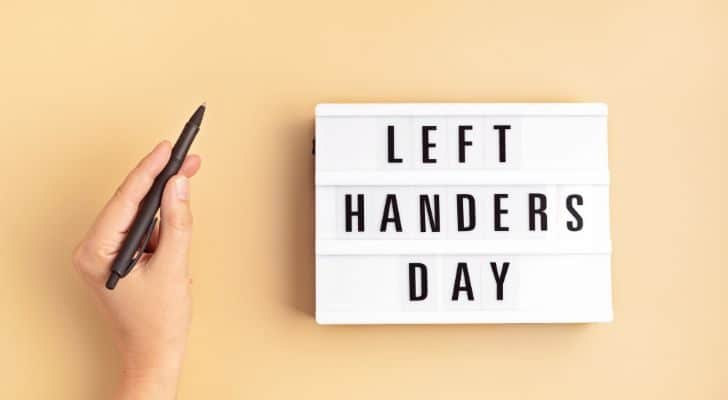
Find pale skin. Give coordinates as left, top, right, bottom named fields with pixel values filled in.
left=72, top=141, right=200, bottom=399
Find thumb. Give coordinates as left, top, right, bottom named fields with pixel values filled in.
left=153, top=175, right=193, bottom=275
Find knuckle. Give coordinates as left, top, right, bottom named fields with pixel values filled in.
left=170, top=211, right=193, bottom=232
left=113, top=185, right=136, bottom=209
left=114, top=173, right=153, bottom=207
left=71, top=244, right=83, bottom=269
left=71, top=240, right=109, bottom=279
left=113, top=184, right=127, bottom=202
left=71, top=242, right=91, bottom=273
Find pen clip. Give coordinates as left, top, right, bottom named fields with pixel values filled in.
left=121, top=216, right=158, bottom=277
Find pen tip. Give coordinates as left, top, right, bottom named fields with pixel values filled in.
left=201, top=101, right=206, bottom=107
left=189, top=103, right=206, bottom=126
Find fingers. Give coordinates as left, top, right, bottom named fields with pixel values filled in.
left=73, top=141, right=172, bottom=277
left=152, top=175, right=193, bottom=277
left=96, top=141, right=172, bottom=243
left=179, top=154, right=201, bottom=177
left=146, top=155, right=201, bottom=252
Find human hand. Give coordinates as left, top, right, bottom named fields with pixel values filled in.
left=72, top=141, right=201, bottom=399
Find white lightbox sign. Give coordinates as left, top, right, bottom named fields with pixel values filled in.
left=315, top=103, right=612, bottom=324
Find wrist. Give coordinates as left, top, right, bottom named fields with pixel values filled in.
left=117, top=364, right=181, bottom=400
left=117, top=333, right=187, bottom=376
left=117, top=345, right=185, bottom=400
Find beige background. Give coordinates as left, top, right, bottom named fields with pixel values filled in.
left=1, top=0, right=725, bottom=398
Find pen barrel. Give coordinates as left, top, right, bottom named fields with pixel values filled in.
left=109, top=139, right=190, bottom=276
left=108, top=112, right=201, bottom=281
left=172, top=122, right=200, bottom=160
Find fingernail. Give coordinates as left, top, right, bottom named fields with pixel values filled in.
left=175, top=177, right=189, bottom=200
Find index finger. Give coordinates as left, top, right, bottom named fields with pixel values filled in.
left=84, top=141, right=172, bottom=259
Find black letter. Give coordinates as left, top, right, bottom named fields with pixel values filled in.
left=419, top=195, right=440, bottom=232
left=528, top=193, right=548, bottom=231
left=422, top=125, right=437, bottom=163
left=345, top=194, right=364, bottom=232
left=566, top=194, right=584, bottom=231
left=458, top=125, right=473, bottom=163
left=494, top=193, right=509, bottom=231
left=493, top=125, right=511, bottom=163
left=452, top=262, right=474, bottom=301
left=490, top=262, right=510, bottom=301
left=456, top=194, right=476, bottom=231
left=380, top=194, right=402, bottom=232
left=409, top=263, right=428, bottom=301
left=387, top=125, right=403, bottom=163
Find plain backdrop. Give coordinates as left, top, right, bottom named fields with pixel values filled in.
left=1, top=0, right=725, bottom=398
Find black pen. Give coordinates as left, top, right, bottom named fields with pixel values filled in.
left=105, top=103, right=206, bottom=290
